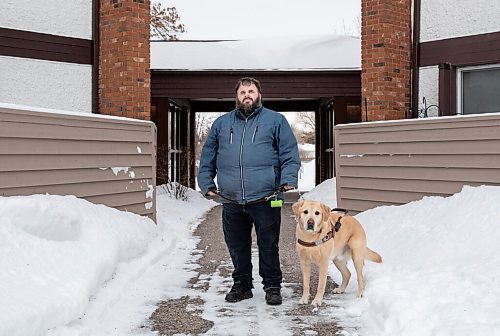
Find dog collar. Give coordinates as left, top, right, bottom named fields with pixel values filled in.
left=297, top=230, right=333, bottom=247
left=296, top=216, right=343, bottom=247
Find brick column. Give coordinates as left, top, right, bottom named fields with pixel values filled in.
left=99, top=0, right=150, bottom=120
left=361, top=0, right=412, bottom=121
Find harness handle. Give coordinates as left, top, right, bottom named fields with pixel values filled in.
left=331, top=208, right=348, bottom=232
left=331, top=208, right=349, bottom=215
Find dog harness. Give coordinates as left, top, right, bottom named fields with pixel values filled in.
left=296, top=208, right=348, bottom=247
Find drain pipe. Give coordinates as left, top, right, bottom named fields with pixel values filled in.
left=364, top=97, right=368, bottom=122
left=411, top=0, right=421, bottom=118
left=92, top=0, right=100, bottom=114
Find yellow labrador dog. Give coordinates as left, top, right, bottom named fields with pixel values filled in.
left=292, top=200, right=382, bottom=307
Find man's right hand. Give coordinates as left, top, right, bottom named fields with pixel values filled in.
left=206, top=188, right=217, bottom=196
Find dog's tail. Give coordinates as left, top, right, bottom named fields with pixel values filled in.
left=365, top=248, right=382, bottom=263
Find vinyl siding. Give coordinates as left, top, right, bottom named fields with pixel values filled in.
left=0, top=106, right=157, bottom=220
left=335, top=113, right=500, bottom=213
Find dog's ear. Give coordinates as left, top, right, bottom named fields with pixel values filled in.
left=292, top=200, right=304, bottom=215
left=321, top=203, right=331, bottom=221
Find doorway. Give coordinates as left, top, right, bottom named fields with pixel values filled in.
left=194, top=109, right=317, bottom=193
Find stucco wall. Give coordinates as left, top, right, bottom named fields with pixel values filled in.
left=418, top=66, right=439, bottom=117
left=420, top=0, right=500, bottom=42
left=1, top=0, right=92, bottom=39
left=0, top=0, right=93, bottom=112
left=0, top=57, right=92, bottom=113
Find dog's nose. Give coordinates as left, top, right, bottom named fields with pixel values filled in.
left=307, top=218, right=314, bottom=230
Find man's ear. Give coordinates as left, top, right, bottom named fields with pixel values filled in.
left=292, top=200, right=304, bottom=215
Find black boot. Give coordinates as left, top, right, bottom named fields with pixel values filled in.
left=225, top=281, right=253, bottom=303
left=265, top=287, right=282, bottom=305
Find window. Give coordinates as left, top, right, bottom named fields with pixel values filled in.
left=457, top=64, right=500, bottom=115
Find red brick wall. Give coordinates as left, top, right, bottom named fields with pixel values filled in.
left=361, top=0, right=412, bottom=121
left=99, top=0, right=151, bottom=120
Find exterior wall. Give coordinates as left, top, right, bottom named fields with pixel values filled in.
left=0, top=0, right=93, bottom=112
left=420, top=0, right=500, bottom=42
left=361, top=0, right=412, bottom=121
left=335, top=112, right=500, bottom=213
left=417, top=0, right=500, bottom=116
left=99, top=0, right=151, bottom=120
left=0, top=105, right=157, bottom=220
left=0, top=57, right=92, bottom=113
left=1, top=0, right=92, bottom=39
left=417, top=66, right=439, bottom=117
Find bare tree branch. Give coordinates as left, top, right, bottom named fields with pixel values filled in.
left=292, top=112, right=315, bottom=145
left=150, top=2, right=186, bottom=40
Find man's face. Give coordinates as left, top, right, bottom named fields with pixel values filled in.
left=236, top=83, right=261, bottom=112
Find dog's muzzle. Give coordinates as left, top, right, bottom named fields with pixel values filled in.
left=306, top=218, right=315, bottom=231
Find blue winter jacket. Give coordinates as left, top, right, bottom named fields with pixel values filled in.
left=198, top=106, right=301, bottom=204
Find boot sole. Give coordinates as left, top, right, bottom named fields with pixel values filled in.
left=266, top=300, right=282, bottom=305
left=225, top=291, right=253, bottom=303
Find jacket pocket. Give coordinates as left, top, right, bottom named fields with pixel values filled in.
left=244, top=166, right=276, bottom=196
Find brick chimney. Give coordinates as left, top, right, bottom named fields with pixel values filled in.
left=361, top=0, right=412, bottom=121
left=99, top=0, right=150, bottom=120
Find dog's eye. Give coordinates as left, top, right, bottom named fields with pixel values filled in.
left=315, top=211, right=320, bottom=216
left=303, top=210, right=308, bottom=215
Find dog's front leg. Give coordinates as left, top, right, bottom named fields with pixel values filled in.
left=311, top=259, right=329, bottom=307
left=299, top=257, right=311, bottom=304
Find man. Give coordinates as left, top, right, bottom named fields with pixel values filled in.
left=198, top=77, right=300, bottom=306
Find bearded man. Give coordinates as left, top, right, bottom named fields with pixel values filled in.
left=198, top=77, right=300, bottom=306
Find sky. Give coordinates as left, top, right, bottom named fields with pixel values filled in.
left=2, top=168, right=500, bottom=335
left=159, top=0, right=361, bottom=40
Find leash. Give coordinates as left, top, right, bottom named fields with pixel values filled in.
left=213, top=185, right=292, bottom=207
left=297, top=208, right=348, bottom=247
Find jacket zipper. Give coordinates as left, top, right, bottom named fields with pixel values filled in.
left=230, top=127, right=233, bottom=144
left=252, top=125, right=258, bottom=143
left=239, top=119, right=248, bottom=199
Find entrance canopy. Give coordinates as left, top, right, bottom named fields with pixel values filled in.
left=150, top=34, right=361, bottom=102
left=149, top=34, right=362, bottom=188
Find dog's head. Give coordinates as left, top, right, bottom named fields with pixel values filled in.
left=292, top=200, right=331, bottom=233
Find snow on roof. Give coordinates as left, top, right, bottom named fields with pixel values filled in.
left=151, top=34, right=360, bottom=71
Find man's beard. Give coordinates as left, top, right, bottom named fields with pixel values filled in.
left=237, top=95, right=261, bottom=116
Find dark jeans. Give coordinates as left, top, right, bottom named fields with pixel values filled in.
left=222, top=201, right=282, bottom=290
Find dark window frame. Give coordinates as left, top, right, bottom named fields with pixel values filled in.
left=456, top=63, right=500, bottom=115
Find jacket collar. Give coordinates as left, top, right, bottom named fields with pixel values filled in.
left=235, top=105, right=263, bottom=120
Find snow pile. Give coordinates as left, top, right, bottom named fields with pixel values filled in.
left=0, top=190, right=216, bottom=336
left=345, top=185, right=500, bottom=336
left=2, top=181, right=500, bottom=336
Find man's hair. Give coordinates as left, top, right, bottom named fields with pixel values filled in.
left=234, top=77, right=262, bottom=94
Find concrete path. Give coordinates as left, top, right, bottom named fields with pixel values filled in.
left=150, top=202, right=345, bottom=335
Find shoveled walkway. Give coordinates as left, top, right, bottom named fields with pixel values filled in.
left=150, top=202, right=346, bottom=335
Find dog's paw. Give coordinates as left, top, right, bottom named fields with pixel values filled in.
left=333, top=288, right=344, bottom=294
left=299, top=296, right=309, bottom=304
left=311, top=297, right=322, bottom=307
